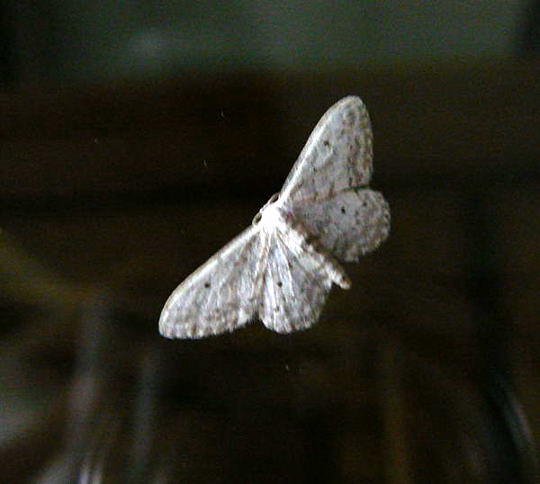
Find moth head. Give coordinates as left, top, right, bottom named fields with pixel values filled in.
left=252, top=192, right=280, bottom=225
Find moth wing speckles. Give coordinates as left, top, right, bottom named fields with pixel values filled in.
left=159, top=225, right=265, bottom=339
left=279, top=96, right=373, bottom=204
left=259, top=231, right=333, bottom=333
left=293, top=188, right=390, bottom=262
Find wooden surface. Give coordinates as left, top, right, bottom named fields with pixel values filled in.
left=1, top=61, right=538, bottom=482
left=2, top=61, right=539, bottom=202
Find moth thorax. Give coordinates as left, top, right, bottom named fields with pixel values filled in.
left=260, top=201, right=288, bottom=230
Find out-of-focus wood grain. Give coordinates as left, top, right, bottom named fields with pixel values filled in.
left=1, top=61, right=539, bottom=203
left=1, top=61, right=538, bottom=482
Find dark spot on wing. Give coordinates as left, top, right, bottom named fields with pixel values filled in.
left=341, top=206, right=346, bottom=214
left=323, top=140, right=330, bottom=147
left=362, top=201, right=368, bottom=207
left=204, top=282, right=211, bottom=288
left=305, top=234, right=316, bottom=245
left=277, top=281, right=283, bottom=287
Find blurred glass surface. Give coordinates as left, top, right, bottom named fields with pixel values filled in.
left=2, top=1, right=528, bottom=84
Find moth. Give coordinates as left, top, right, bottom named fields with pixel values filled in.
left=159, top=96, right=390, bottom=339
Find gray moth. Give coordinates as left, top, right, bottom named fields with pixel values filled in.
left=159, top=96, right=390, bottom=339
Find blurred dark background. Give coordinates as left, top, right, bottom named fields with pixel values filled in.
left=1, top=2, right=539, bottom=483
